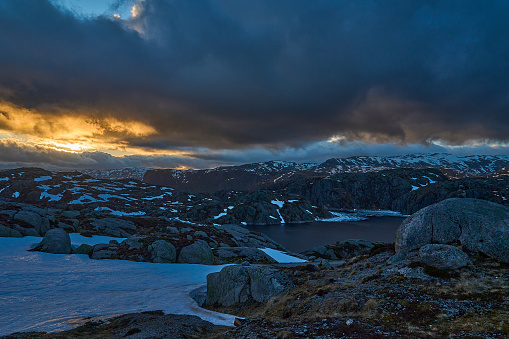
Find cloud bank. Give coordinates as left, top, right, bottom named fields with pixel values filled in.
left=0, top=0, right=508, bottom=168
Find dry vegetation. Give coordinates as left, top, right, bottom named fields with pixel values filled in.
left=214, top=248, right=509, bottom=338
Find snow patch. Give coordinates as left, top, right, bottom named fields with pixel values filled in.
left=94, top=207, right=146, bottom=216
left=271, top=200, right=284, bottom=208
left=0, top=237, right=235, bottom=335
left=259, top=248, right=307, bottom=263
left=34, top=176, right=52, bottom=182
left=40, top=192, right=63, bottom=202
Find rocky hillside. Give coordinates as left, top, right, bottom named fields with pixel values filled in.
left=318, top=153, right=509, bottom=176
left=143, top=161, right=316, bottom=194
left=0, top=167, right=329, bottom=226
left=142, top=153, right=509, bottom=194
left=1, top=166, right=508, bottom=225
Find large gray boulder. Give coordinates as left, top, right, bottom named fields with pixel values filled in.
left=0, top=224, right=23, bottom=238
left=419, top=244, right=471, bottom=270
left=207, top=265, right=292, bottom=306
left=178, top=240, right=214, bottom=264
left=395, top=198, right=509, bottom=262
left=36, top=228, right=72, bottom=254
left=14, top=210, right=50, bottom=235
left=149, top=240, right=176, bottom=263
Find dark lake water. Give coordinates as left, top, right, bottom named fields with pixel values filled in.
left=246, top=216, right=404, bottom=253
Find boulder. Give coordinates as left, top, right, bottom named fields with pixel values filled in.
left=419, top=244, right=471, bottom=270
left=0, top=224, right=23, bottom=238
left=14, top=210, right=50, bottom=235
left=91, top=243, right=118, bottom=260
left=122, top=235, right=145, bottom=250
left=61, top=210, right=80, bottom=218
left=178, top=240, right=214, bottom=264
left=13, top=225, right=39, bottom=236
left=36, top=228, right=72, bottom=254
left=395, top=198, right=509, bottom=262
left=206, top=265, right=292, bottom=306
left=73, top=244, right=93, bottom=255
left=216, top=247, right=277, bottom=264
left=58, top=222, right=76, bottom=233
left=207, top=265, right=250, bottom=306
left=149, top=240, right=176, bottom=263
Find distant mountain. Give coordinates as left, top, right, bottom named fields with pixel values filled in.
left=79, top=168, right=150, bottom=181
left=143, top=153, right=509, bottom=193
left=143, top=161, right=317, bottom=193
left=318, top=153, right=509, bottom=176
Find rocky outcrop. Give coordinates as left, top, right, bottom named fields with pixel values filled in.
left=206, top=265, right=293, bottom=306
left=91, top=218, right=137, bottom=238
left=302, top=239, right=383, bottom=260
left=13, top=210, right=51, bottom=235
left=215, top=224, right=282, bottom=249
left=91, top=243, right=118, bottom=260
left=178, top=240, right=214, bottom=264
left=35, top=228, right=72, bottom=254
left=215, top=247, right=276, bottom=264
left=0, top=224, right=23, bottom=237
left=392, top=176, right=509, bottom=214
left=395, top=198, right=509, bottom=262
left=419, top=244, right=471, bottom=269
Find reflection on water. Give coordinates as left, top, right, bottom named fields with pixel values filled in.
left=246, top=216, right=403, bottom=253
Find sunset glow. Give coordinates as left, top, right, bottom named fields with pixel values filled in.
left=0, top=0, right=508, bottom=170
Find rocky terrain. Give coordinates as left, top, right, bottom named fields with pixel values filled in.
left=0, top=167, right=330, bottom=226
left=7, top=198, right=508, bottom=338
left=203, top=198, right=509, bottom=338
left=2, top=164, right=508, bottom=228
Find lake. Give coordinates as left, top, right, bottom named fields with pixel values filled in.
left=246, top=216, right=404, bottom=253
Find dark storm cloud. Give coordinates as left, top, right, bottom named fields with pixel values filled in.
left=1, top=0, right=509, bottom=150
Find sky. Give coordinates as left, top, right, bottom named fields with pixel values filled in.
left=1, top=0, right=509, bottom=170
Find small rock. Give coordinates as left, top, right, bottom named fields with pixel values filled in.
left=419, top=244, right=471, bottom=270
left=194, top=230, right=207, bottom=238
left=73, top=244, right=93, bottom=255
left=319, top=259, right=332, bottom=270
left=241, top=261, right=250, bottom=266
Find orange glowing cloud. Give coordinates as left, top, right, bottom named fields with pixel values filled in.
left=0, top=101, right=158, bottom=155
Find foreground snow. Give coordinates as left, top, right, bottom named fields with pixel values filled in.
left=0, top=237, right=236, bottom=335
